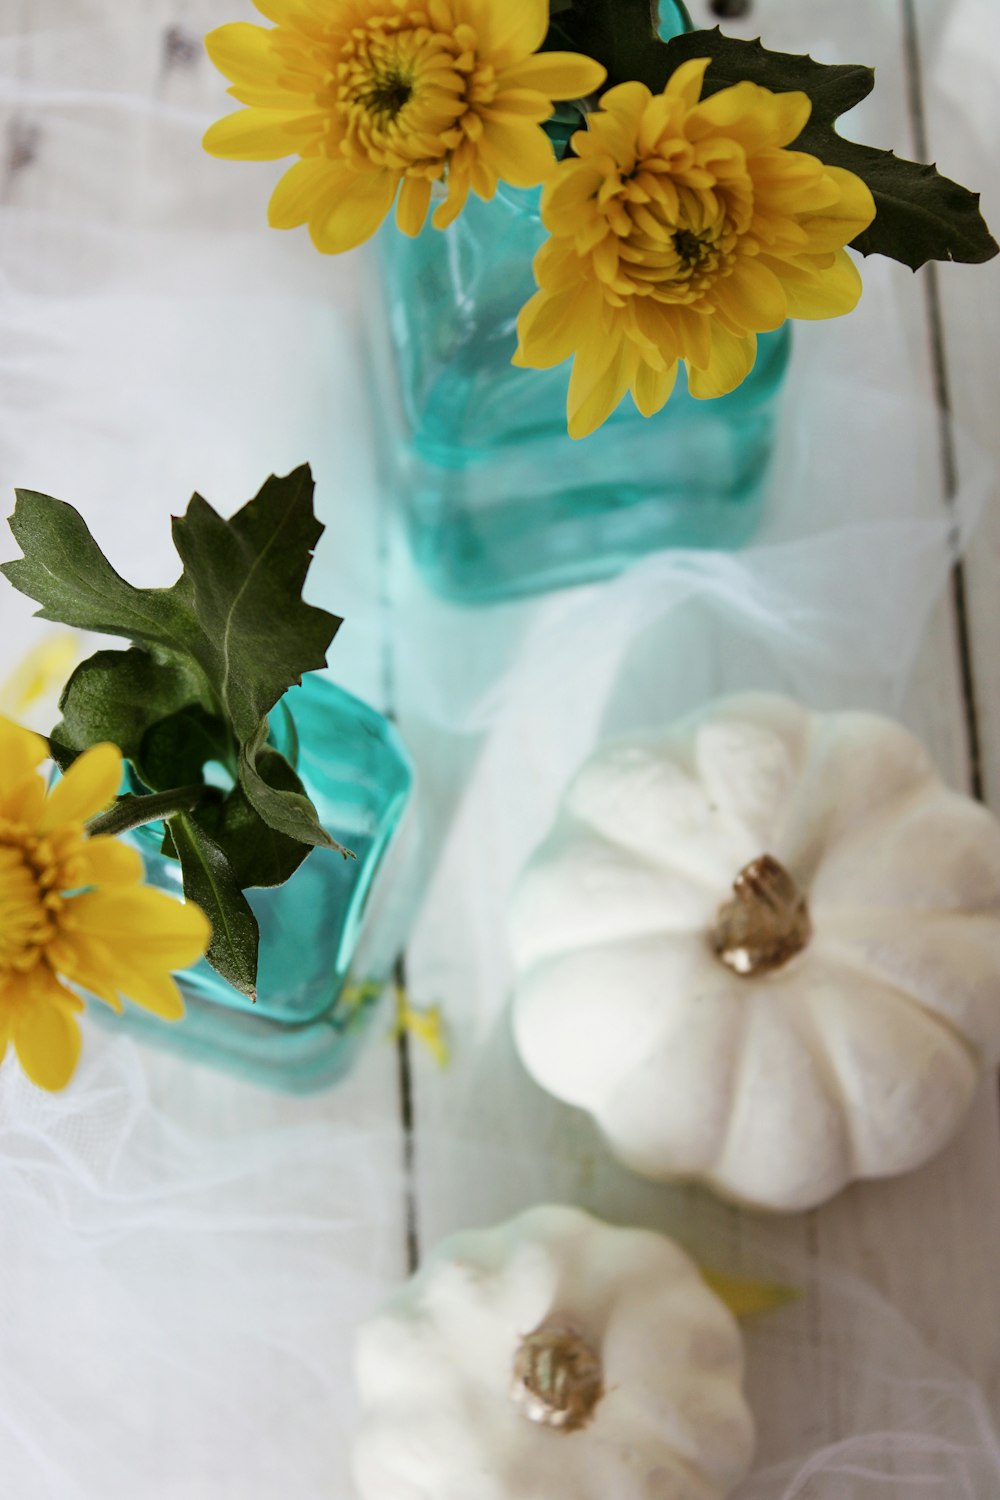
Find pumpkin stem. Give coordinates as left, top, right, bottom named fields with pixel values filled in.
left=511, top=1320, right=603, bottom=1432
left=711, top=855, right=811, bottom=977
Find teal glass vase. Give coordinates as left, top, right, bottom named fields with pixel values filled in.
left=371, top=0, right=791, bottom=603
left=106, top=674, right=416, bottom=1091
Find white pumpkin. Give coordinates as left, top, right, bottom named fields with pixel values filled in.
left=352, top=1205, right=755, bottom=1500
left=510, top=694, right=1000, bottom=1212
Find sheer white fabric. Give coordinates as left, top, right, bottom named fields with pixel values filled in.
left=1, top=5, right=998, bottom=1498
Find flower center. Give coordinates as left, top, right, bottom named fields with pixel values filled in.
left=332, top=18, right=480, bottom=174
left=673, top=227, right=710, bottom=268
left=0, top=836, right=62, bottom=975
left=363, top=68, right=414, bottom=121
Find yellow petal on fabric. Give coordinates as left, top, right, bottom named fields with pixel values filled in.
left=12, top=974, right=83, bottom=1092
left=701, top=1268, right=800, bottom=1319
left=0, top=634, right=78, bottom=717
left=204, top=22, right=281, bottom=88
left=39, top=742, right=121, bottom=832
left=203, top=107, right=318, bottom=162
left=631, top=357, right=678, bottom=418
left=309, top=167, right=399, bottom=253
left=76, top=836, right=144, bottom=889
left=0, top=715, right=48, bottom=783
left=776, top=246, right=863, bottom=319
left=499, top=51, right=607, bottom=101
left=396, top=174, right=433, bottom=237
left=477, top=118, right=556, bottom=188
left=477, top=0, right=549, bottom=71
left=268, top=156, right=334, bottom=228
left=687, top=325, right=758, bottom=398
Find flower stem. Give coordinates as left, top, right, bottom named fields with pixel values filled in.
left=86, top=785, right=217, bottom=840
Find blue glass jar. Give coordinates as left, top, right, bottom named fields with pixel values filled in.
left=104, top=674, right=416, bottom=1091
left=371, top=1, right=791, bottom=603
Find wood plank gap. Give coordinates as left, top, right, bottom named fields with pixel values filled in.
left=374, top=401, right=422, bottom=1275
left=394, top=956, right=421, bottom=1275
left=901, top=0, right=984, bottom=802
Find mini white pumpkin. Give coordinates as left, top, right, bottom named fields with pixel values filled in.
left=352, top=1205, right=755, bottom=1500
left=510, top=694, right=1000, bottom=1212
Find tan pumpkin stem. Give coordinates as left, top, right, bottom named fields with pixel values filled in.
left=511, top=1321, right=604, bottom=1432
left=711, top=855, right=811, bottom=977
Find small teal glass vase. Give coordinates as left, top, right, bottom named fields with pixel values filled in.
left=371, top=0, right=791, bottom=604
left=108, top=674, right=416, bottom=1092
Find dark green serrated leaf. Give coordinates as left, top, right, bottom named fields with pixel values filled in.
left=170, top=814, right=259, bottom=999
left=2, top=491, right=207, bottom=671
left=54, top=648, right=202, bottom=774
left=194, top=747, right=313, bottom=890
left=139, top=704, right=232, bottom=792
left=169, top=467, right=340, bottom=745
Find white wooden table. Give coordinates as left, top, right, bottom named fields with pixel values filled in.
left=1, top=1, right=998, bottom=1494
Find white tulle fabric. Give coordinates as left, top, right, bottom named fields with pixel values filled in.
left=1, top=4, right=999, bottom=1498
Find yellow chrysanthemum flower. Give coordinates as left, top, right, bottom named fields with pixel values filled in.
left=515, top=59, right=877, bottom=439
left=203, top=0, right=606, bottom=252
left=0, top=718, right=210, bottom=1092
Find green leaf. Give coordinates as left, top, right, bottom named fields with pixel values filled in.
left=239, top=724, right=351, bottom=858
left=139, top=704, right=232, bottom=792
left=169, top=467, right=340, bottom=745
left=1, top=491, right=207, bottom=672
left=544, top=0, right=667, bottom=89
left=54, top=648, right=203, bottom=774
left=4, top=468, right=351, bottom=961
left=170, top=814, right=259, bottom=1000
left=194, top=748, right=314, bottom=890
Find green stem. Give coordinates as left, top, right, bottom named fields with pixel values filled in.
left=86, top=784, right=216, bottom=840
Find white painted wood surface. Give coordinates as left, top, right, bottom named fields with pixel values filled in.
left=1, top=0, right=998, bottom=1491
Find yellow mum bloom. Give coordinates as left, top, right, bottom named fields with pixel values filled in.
left=0, top=719, right=210, bottom=1091
left=515, top=59, right=877, bottom=439
left=203, top=0, right=606, bottom=252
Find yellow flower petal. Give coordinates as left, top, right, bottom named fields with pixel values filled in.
left=67, top=887, right=211, bottom=970
left=477, top=119, right=555, bottom=188
left=40, top=742, right=121, bottom=833
left=687, top=326, right=758, bottom=398
left=632, top=358, right=678, bottom=418
left=309, top=168, right=399, bottom=254
left=396, top=174, right=433, bottom=237
left=498, top=52, right=606, bottom=101
left=268, top=156, right=335, bottom=228
left=204, top=22, right=280, bottom=88
left=478, top=0, right=548, bottom=70
left=568, top=335, right=637, bottom=440
left=665, top=56, right=712, bottom=110
left=799, top=166, right=877, bottom=253
left=773, top=246, right=863, bottom=319
left=12, top=973, right=83, bottom=1092
left=203, top=107, right=321, bottom=162
left=713, top=257, right=788, bottom=333
left=76, top=836, right=144, bottom=888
